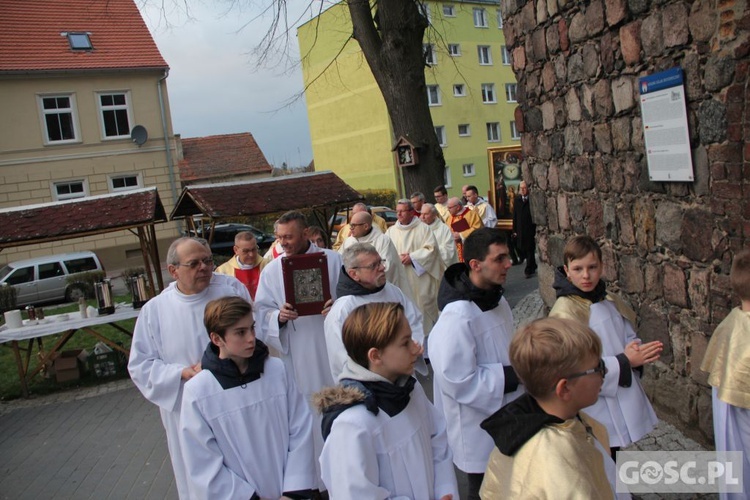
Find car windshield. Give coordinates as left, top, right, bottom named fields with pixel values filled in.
left=0, top=265, right=13, bottom=281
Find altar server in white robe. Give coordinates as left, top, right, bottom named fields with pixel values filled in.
left=128, top=237, right=252, bottom=499
left=255, top=210, right=342, bottom=491
left=325, top=243, right=425, bottom=380
left=314, top=302, right=458, bottom=500
left=701, top=249, right=750, bottom=499
left=340, top=211, right=413, bottom=300
left=420, top=203, right=459, bottom=269
left=386, top=199, right=444, bottom=337
left=180, top=296, right=315, bottom=500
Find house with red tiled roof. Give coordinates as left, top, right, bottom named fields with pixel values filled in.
left=177, top=133, right=272, bottom=185
left=0, top=0, right=183, bottom=269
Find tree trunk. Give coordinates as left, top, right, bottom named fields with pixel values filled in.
left=347, top=0, right=445, bottom=199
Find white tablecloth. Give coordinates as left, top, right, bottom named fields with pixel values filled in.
left=0, top=304, right=140, bottom=343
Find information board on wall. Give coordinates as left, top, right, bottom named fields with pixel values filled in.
left=639, top=67, right=694, bottom=182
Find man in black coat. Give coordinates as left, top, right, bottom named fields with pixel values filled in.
left=512, top=181, right=537, bottom=278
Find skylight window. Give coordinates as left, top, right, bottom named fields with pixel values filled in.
left=66, top=33, right=92, bottom=50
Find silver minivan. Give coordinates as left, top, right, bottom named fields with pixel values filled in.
left=0, top=251, right=105, bottom=307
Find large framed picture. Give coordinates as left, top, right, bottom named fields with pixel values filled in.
left=281, top=252, right=331, bottom=316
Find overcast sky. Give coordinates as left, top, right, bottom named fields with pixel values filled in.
left=138, top=1, right=317, bottom=168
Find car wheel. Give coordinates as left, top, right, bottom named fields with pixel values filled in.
left=65, top=284, right=88, bottom=302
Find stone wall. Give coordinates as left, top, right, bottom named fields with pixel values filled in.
left=501, top=0, right=749, bottom=445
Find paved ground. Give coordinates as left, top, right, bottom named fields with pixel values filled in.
left=0, top=264, right=713, bottom=499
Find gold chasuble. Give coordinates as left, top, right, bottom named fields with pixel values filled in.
left=448, top=207, right=482, bottom=262
left=701, top=308, right=750, bottom=409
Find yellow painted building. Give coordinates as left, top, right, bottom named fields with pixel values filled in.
left=298, top=0, right=519, bottom=199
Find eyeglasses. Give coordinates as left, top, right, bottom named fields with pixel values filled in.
left=565, top=359, right=607, bottom=380
left=352, top=258, right=386, bottom=271
left=174, top=257, right=214, bottom=270
left=350, top=222, right=368, bottom=228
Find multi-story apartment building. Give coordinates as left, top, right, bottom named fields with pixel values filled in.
left=0, top=0, right=182, bottom=268
left=298, top=0, right=518, bottom=199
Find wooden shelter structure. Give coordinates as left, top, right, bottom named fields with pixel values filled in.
left=169, top=171, right=364, bottom=238
left=0, top=187, right=168, bottom=295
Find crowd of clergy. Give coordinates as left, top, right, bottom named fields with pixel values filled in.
left=126, top=186, right=750, bottom=500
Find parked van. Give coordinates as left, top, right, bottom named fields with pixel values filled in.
left=0, top=251, right=105, bottom=307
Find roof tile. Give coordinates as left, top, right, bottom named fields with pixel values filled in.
left=178, top=133, right=272, bottom=182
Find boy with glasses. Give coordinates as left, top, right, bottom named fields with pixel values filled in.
left=550, top=235, right=662, bottom=458
left=480, top=317, right=619, bottom=498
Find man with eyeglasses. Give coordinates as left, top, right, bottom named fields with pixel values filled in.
left=324, top=243, right=425, bottom=380
left=386, top=199, right=444, bottom=338
left=215, top=231, right=269, bottom=300
left=339, top=211, right=413, bottom=301
left=428, top=228, right=524, bottom=500
left=254, top=210, right=342, bottom=495
left=433, top=185, right=450, bottom=222
left=129, top=237, right=252, bottom=499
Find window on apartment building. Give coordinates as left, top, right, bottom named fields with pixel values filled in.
left=443, top=4, right=456, bottom=16
left=39, top=94, right=79, bottom=144
left=110, top=173, right=142, bottom=192
left=434, top=126, right=447, bottom=147
left=427, top=85, right=441, bottom=105
left=421, top=3, right=432, bottom=23
left=98, top=92, right=132, bottom=138
left=481, top=83, right=496, bottom=103
left=473, top=8, right=488, bottom=27
left=478, top=45, right=492, bottom=65
left=444, top=166, right=452, bottom=188
left=453, top=83, right=466, bottom=97
left=67, top=32, right=92, bottom=50
left=486, top=122, right=501, bottom=142
left=506, top=83, right=518, bottom=102
left=448, top=43, right=461, bottom=56
left=511, top=121, right=521, bottom=140
left=462, top=163, right=476, bottom=176
left=52, top=179, right=88, bottom=201
left=502, top=46, right=511, bottom=65
left=424, top=44, right=437, bottom=65
left=458, top=124, right=471, bottom=136
left=497, top=9, right=504, bottom=28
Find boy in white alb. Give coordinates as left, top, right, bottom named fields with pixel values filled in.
left=314, top=302, right=458, bottom=499
left=180, top=296, right=315, bottom=500
left=550, top=235, right=663, bottom=456
left=701, top=249, right=750, bottom=499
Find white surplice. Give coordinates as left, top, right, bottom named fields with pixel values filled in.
left=425, top=219, right=458, bottom=269
left=128, top=274, right=252, bottom=499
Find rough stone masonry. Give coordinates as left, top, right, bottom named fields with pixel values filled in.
left=500, top=0, right=749, bottom=445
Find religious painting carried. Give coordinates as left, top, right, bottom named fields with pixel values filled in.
left=488, top=145, right=524, bottom=231
left=281, top=252, right=331, bottom=316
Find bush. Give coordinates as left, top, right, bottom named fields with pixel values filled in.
left=66, top=270, right=107, bottom=299
left=361, top=189, right=397, bottom=208
left=0, top=285, right=17, bottom=314
left=120, top=267, right=145, bottom=280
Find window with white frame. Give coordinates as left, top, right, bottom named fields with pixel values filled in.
left=497, top=9, right=504, bottom=28
left=505, top=83, right=518, bottom=102
left=444, top=166, right=452, bottom=188
left=98, top=92, right=132, bottom=139
left=448, top=43, right=461, bottom=56
left=424, top=44, right=437, bottom=65
left=486, top=122, right=501, bottom=142
left=109, top=173, right=142, bottom=192
left=478, top=45, right=492, bottom=65
left=52, top=179, right=88, bottom=201
left=453, top=83, right=466, bottom=97
left=502, top=46, right=511, bottom=65
left=481, top=83, right=496, bottom=103
left=39, top=94, right=79, bottom=144
left=473, top=8, right=488, bottom=27
left=435, top=126, right=447, bottom=146
left=427, top=85, right=441, bottom=105
left=458, top=124, right=471, bottom=136
left=443, top=4, right=455, bottom=16
left=462, top=163, right=476, bottom=176
left=510, top=121, right=521, bottom=139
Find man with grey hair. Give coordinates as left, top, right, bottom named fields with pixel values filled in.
left=331, top=202, right=387, bottom=251
left=447, top=196, right=482, bottom=262
left=325, top=242, right=425, bottom=380
left=340, top=211, right=413, bottom=301
left=421, top=203, right=458, bottom=269
left=129, top=237, right=251, bottom=498
left=215, top=231, right=269, bottom=299
left=410, top=191, right=426, bottom=214
left=387, top=199, right=444, bottom=336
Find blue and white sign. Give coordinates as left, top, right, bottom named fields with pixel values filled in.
left=639, top=67, right=694, bottom=182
